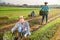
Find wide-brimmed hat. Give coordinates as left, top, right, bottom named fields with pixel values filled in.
left=44, top=2, right=48, bottom=4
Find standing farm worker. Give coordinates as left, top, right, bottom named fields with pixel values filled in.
left=11, top=16, right=31, bottom=40
left=40, top=2, right=49, bottom=25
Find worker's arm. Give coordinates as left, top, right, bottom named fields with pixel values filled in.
left=26, top=21, right=31, bottom=35
left=11, top=22, right=19, bottom=33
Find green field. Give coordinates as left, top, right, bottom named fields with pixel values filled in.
left=2, top=17, right=60, bottom=40
left=29, top=17, right=60, bottom=40
left=0, top=6, right=60, bottom=40
left=0, top=7, right=40, bottom=19
left=0, top=6, right=60, bottom=19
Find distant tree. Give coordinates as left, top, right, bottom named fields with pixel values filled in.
left=23, top=4, right=28, bottom=7
left=3, top=2, right=5, bottom=4
left=0, top=2, right=6, bottom=6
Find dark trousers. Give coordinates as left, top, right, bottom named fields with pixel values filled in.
left=14, top=32, right=24, bottom=40
left=42, top=14, right=48, bottom=23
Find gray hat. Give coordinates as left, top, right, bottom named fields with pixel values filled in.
left=19, top=16, right=24, bottom=19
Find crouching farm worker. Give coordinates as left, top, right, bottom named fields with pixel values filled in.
left=28, top=11, right=35, bottom=17
left=11, top=16, right=31, bottom=40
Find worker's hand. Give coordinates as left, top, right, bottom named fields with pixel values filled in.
left=24, top=33, right=27, bottom=37
left=11, top=29, right=14, bottom=34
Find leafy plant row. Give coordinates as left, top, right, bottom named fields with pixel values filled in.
left=29, top=18, right=60, bottom=40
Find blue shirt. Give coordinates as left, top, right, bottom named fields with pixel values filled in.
left=11, top=21, right=31, bottom=35
left=41, top=5, right=49, bottom=11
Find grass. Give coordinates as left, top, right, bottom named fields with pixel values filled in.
left=0, top=6, right=60, bottom=40
left=0, top=7, right=40, bottom=19
left=29, top=17, right=60, bottom=39
left=0, top=6, right=60, bottom=19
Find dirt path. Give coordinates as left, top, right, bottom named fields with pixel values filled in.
left=31, top=15, right=60, bottom=32
left=0, top=14, right=60, bottom=32
left=50, top=24, right=60, bottom=40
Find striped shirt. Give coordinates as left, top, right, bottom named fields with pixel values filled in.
left=11, top=21, right=31, bottom=35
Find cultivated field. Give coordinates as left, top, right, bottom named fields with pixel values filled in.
left=0, top=6, right=60, bottom=40
left=0, top=6, right=60, bottom=19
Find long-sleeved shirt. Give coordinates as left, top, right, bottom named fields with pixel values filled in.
left=41, top=5, right=49, bottom=11
left=11, top=21, right=31, bottom=35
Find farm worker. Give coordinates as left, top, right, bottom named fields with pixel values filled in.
left=31, top=11, right=35, bottom=17
left=28, top=11, right=35, bottom=17
left=11, top=16, right=31, bottom=40
left=41, top=2, right=49, bottom=25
